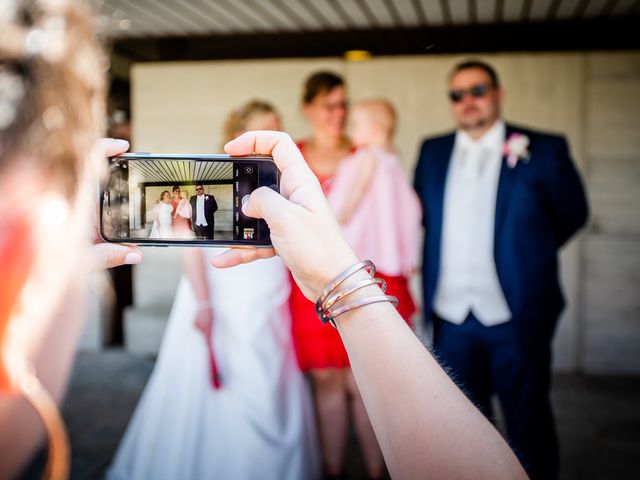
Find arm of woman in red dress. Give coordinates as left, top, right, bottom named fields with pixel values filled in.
left=212, top=131, right=527, bottom=480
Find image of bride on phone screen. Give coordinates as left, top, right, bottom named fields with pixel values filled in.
left=149, top=190, right=173, bottom=239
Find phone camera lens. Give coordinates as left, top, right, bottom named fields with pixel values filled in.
left=244, top=166, right=253, bottom=174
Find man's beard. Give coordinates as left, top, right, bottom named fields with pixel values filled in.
left=462, top=115, right=489, bottom=132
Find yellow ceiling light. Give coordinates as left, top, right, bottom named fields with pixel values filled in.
left=344, top=50, right=372, bottom=61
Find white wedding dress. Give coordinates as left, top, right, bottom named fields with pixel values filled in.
left=149, top=202, right=173, bottom=239
left=108, top=252, right=320, bottom=480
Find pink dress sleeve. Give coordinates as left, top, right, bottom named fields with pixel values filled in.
left=177, top=199, right=192, bottom=218
left=326, top=146, right=422, bottom=276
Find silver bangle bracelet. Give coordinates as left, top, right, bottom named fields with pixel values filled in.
left=315, top=259, right=398, bottom=328
left=323, top=295, right=399, bottom=328
left=321, top=277, right=387, bottom=316
left=315, top=260, right=375, bottom=318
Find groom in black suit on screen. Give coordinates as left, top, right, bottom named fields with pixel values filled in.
left=190, top=184, right=218, bottom=239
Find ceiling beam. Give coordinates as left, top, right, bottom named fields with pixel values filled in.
left=111, top=17, right=640, bottom=63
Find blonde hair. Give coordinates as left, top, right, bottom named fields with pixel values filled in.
left=353, top=99, right=397, bottom=138
left=0, top=0, right=106, bottom=196
left=222, top=100, right=278, bottom=145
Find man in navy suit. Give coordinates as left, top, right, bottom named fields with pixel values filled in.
left=414, top=60, right=588, bottom=479
left=190, top=184, right=218, bottom=239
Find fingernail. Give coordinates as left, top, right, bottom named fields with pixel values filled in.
left=124, top=252, right=142, bottom=265
left=114, top=139, right=129, bottom=146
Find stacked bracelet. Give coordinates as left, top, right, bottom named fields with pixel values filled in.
left=316, top=260, right=398, bottom=328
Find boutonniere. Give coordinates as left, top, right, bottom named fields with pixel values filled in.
left=503, top=133, right=531, bottom=168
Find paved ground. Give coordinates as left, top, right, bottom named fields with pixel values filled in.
left=19, top=350, right=640, bottom=479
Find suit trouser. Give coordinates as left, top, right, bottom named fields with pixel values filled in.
left=432, top=312, right=559, bottom=480
left=193, top=224, right=214, bottom=240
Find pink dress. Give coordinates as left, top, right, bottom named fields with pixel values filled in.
left=289, top=143, right=420, bottom=371
left=173, top=199, right=193, bottom=238
left=327, top=146, right=422, bottom=277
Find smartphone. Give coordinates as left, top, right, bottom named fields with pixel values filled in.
left=100, top=153, right=279, bottom=247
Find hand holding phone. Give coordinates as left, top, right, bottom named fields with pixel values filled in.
left=212, top=131, right=359, bottom=301
left=100, top=153, right=279, bottom=247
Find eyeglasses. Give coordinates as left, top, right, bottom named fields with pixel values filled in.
left=448, top=84, right=491, bottom=103
left=195, top=187, right=203, bottom=191
left=320, top=101, right=349, bottom=112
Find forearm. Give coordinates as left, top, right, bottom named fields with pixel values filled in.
left=183, top=248, right=210, bottom=302
left=216, top=129, right=525, bottom=477
left=335, top=285, right=526, bottom=479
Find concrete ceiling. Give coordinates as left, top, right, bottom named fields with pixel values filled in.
left=103, top=0, right=639, bottom=93
left=103, top=0, right=638, bottom=38
left=129, top=159, right=233, bottom=184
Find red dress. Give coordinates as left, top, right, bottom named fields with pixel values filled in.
left=290, top=142, right=416, bottom=371
left=173, top=215, right=192, bottom=232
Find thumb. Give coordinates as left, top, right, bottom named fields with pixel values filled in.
left=90, top=244, right=142, bottom=271
left=97, top=138, right=129, bottom=157
left=242, top=186, right=301, bottom=227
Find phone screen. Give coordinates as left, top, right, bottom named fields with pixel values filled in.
left=100, top=154, right=278, bottom=247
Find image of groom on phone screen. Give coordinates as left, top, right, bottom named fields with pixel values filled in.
left=190, top=184, right=218, bottom=240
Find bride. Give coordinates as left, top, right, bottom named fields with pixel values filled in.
left=108, top=101, right=319, bottom=480
left=149, top=190, right=173, bottom=239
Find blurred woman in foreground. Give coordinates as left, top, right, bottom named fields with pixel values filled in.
left=0, top=1, right=138, bottom=478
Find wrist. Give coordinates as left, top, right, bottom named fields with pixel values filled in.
left=313, top=247, right=359, bottom=299
left=333, top=292, right=393, bottom=332
left=316, top=260, right=397, bottom=328
left=196, top=300, right=212, bottom=311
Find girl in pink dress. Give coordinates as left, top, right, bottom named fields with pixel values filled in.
left=173, top=190, right=194, bottom=239
left=327, top=99, right=422, bottom=291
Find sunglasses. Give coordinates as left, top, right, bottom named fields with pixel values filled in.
left=448, top=84, right=491, bottom=103
left=195, top=187, right=203, bottom=191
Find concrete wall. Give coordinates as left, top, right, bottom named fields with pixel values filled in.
left=130, top=51, right=640, bottom=374
left=582, top=53, right=640, bottom=374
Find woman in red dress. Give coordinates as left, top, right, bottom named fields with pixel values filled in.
left=170, top=185, right=181, bottom=219
left=173, top=190, right=193, bottom=238
left=291, top=72, right=416, bottom=479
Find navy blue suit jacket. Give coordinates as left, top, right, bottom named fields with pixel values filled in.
left=414, top=123, right=588, bottom=345
left=190, top=194, right=218, bottom=227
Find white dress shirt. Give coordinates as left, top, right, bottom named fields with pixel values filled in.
left=434, top=120, right=512, bottom=326
left=195, top=195, right=208, bottom=227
